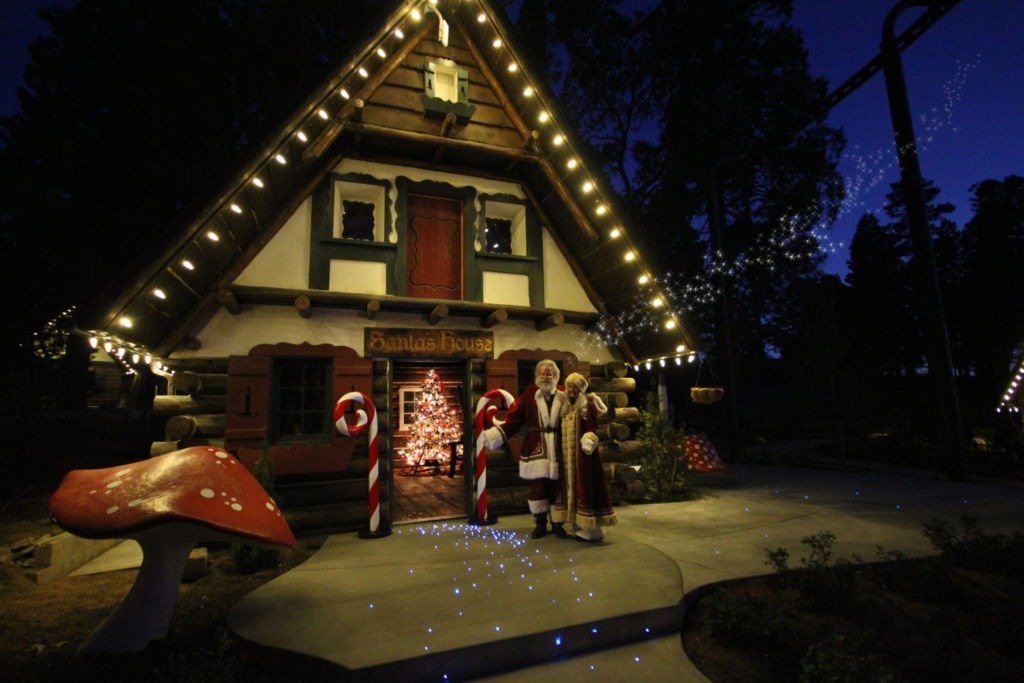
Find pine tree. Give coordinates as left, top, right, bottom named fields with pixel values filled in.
left=402, top=370, right=462, bottom=468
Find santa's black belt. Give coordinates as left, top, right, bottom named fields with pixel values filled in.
left=529, top=427, right=557, bottom=433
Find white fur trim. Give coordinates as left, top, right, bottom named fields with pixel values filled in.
left=482, top=426, right=504, bottom=450
left=528, top=499, right=549, bottom=514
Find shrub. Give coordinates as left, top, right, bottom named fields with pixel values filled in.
left=923, top=515, right=1024, bottom=574
left=703, top=588, right=785, bottom=646
left=636, top=392, right=688, bottom=501
left=800, top=635, right=891, bottom=683
left=232, top=442, right=280, bottom=574
left=765, top=531, right=859, bottom=613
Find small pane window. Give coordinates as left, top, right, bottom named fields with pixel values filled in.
left=273, top=359, right=331, bottom=441
left=398, top=387, right=422, bottom=432
left=342, top=200, right=375, bottom=240
left=485, top=217, right=512, bottom=254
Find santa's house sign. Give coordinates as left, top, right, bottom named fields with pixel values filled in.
left=365, top=328, right=494, bottom=359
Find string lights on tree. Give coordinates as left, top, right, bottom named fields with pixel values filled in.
left=402, top=369, right=463, bottom=472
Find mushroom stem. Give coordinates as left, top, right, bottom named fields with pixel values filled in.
left=80, top=523, right=200, bottom=655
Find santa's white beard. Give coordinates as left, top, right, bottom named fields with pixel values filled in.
left=537, top=378, right=556, bottom=394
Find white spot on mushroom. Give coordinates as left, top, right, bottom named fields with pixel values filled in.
left=106, top=505, right=120, bottom=515
left=115, top=469, right=131, bottom=477
left=89, top=489, right=97, bottom=495
left=128, top=498, right=143, bottom=507
left=230, top=502, right=243, bottom=511
left=200, top=488, right=215, bottom=499
left=106, top=480, right=123, bottom=489
left=220, top=492, right=227, bottom=496
left=215, top=451, right=228, bottom=459
left=230, top=497, right=237, bottom=502
left=266, top=501, right=275, bottom=511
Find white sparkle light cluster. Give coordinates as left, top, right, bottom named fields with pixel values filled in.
left=581, top=55, right=981, bottom=368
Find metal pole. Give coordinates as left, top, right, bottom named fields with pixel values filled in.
left=882, top=0, right=965, bottom=480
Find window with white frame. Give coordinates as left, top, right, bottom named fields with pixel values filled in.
left=398, top=386, right=422, bottom=432
left=482, top=200, right=526, bottom=255
left=424, top=58, right=468, bottom=105
left=333, top=180, right=386, bottom=242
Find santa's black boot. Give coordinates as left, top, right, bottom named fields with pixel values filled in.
left=551, top=522, right=568, bottom=538
left=530, top=513, right=548, bottom=538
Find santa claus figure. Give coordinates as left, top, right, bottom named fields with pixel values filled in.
left=483, top=359, right=567, bottom=538
left=552, top=373, right=617, bottom=542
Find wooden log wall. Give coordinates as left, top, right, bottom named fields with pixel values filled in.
left=150, top=358, right=229, bottom=457
left=588, top=362, right=648, bottom=504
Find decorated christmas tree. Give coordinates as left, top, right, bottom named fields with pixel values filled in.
left=403, top=369, right=463, bottom=468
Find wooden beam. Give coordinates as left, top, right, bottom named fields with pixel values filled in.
left=481, top=308, right=508, bottom=328
left=366, top=299, right=381, bottom=320
left=505, top=130, right=540, bottom=174
left=346, top=122, right=540, bottom=163
left=226, top=285, right=601, bottom=326
left=295, top=294, right=312, bottom=319
left=216, top=289, right=240, bottom=315
left=303, top=121, right=344, bottom=163
left=439, top=111, right=457, bottom=138
left=536, top=313, right=564, bottom=331
left=428, top=303, right=449, bottom=326
left=536, top=155, right=598, bottom=239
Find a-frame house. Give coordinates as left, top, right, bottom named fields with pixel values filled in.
left=78, top=0, right=696, bottom=532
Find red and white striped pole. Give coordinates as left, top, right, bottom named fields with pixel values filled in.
left=471, top=388, right=515, bottom=525
left=333, top=391, right=387, bottom=537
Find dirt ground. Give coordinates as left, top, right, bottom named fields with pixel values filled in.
left=0, top=483, right=315, bottom=682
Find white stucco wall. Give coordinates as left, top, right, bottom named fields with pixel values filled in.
left=329, top=259, right=388, bottom=295
left=481, top=271, right=530, bottom=307
left=542, top=230, right=597, bottom=312
left=233, top=198, right=311, bottom=289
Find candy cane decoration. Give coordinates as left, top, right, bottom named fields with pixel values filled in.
left=333, top=391, right=380, bottom=534
left=473, top=388, right=515, bottom=523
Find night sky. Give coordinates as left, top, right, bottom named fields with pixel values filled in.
left=2, top=1, right=1022, bottom=277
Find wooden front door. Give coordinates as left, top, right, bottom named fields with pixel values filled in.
left=406, top=194, right=463, bottom=300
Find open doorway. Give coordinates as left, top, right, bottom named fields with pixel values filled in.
left=391, top=359, right=468, bottom=523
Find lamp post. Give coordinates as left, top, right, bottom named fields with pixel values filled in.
left=881, top=0, right=965, bottom=480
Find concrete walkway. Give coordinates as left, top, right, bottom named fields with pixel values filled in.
left=228, top=463, right=1024, bottom=681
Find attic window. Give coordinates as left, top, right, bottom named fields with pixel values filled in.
left=482, top=199, right=526, bottom=256
left=423, top=59, right=476, bottom=123
left=342, top=201, right=375, bottom=241
left=424, top=59, right=467, bottom=104
left=485, top=218, right=512, bottom=254
left=333, top=179, right=387, bottom=242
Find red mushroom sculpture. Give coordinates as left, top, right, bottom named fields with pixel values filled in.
left=48, top=446, right=296, bottom=655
